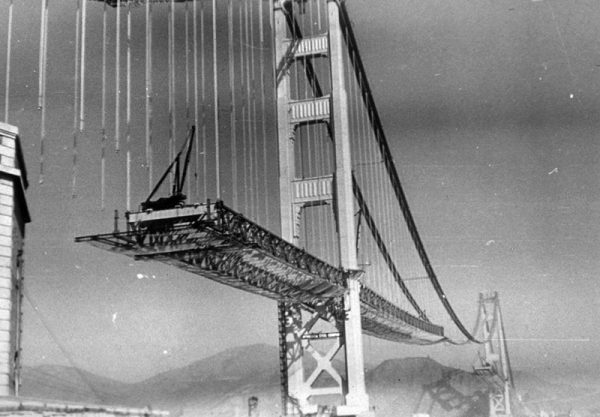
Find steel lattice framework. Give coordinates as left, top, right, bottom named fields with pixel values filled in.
left=76, top=201, right=444, bottom=343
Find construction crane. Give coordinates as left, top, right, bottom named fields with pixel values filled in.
left=141, top=126, right=195, bottom=212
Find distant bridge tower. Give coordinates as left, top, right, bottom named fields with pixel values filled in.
left=274, top=0, right=369, bottom=416
left=474, top=292, right=514, bottom=417
left=0, top=122, right=29, bottom=396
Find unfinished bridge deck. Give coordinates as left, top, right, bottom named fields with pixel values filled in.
left=75, top=201, right=444, bottom=344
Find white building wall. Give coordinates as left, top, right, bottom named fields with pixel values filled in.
left=0, top=122, right=29, bottom=396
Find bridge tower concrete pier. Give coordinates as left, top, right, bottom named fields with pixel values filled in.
left=0, top=122, right=29, bottom=397
left=274, top=1, right=369, bottom=415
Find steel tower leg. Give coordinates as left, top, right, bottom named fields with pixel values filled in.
left=477, top=292, right=513, bottom=417
left=327, top=0, right=369, bottom=413
left=274, top=0, right=370, bottom=415
left=274, top=0, right=304, bottom=412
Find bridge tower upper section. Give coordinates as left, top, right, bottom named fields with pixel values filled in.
left=274, top=1, right=370, bottom=415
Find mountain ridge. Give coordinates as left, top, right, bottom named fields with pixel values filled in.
left=21, top=344, right=600, bottom=417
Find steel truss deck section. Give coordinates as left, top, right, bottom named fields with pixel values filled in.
left=76, top=201, right=445, bottom=342
left=76, top=201, right=349, bottom=307
left=360, top=287, right=445, bottom=344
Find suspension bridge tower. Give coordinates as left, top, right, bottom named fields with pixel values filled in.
left=274, top=1, right=369, bottom=415
left=474, top=292, right=514, bottom=417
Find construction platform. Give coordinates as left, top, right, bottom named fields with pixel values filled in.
left=76, top=201, right=444, bottom=343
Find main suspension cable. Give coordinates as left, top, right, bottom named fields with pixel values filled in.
left=339, top=2, right=480, bottom=342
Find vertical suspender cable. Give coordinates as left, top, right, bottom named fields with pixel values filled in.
left=4, top=0, right=13, bottom=123
left=192, top=0, right=199, bottom=200
left=115, top=1, right=121, bottom=152
left=38, top=0, right=47, bottom=110
left=79, top=0, right=87, bottom=131
left=146, top=0, right=153, bottom=193
left=200, top=2, right=207, bottom=199
left=244, top=0, right=253, bottom=217
left=212, top=0, right=220, bottom=199
left=258, top=0, right=269, bottom=225
left=168, top=0, right=175, bottom=190
left=249, top=0, right=258, bottom=221
left=38, top=0, right=49, bottom=183
left=101, top=0, right=107, bottom=209
left=239, top=0, right=247, bottom=212
left=185, top=0, right=191, bottom=197
left=228, top=0, right=238, bottom=208
left=269, top=0, right=276, bottom=227
left=184, top=0, right=190, bottom=127
left=72, top=0, right=81, bottom=198
left=172, top=0, right=177, bottom=169
left=126, top=0, right=132, bottom=212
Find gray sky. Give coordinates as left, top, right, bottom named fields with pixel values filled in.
left=0, top=0, right=598, bottom=383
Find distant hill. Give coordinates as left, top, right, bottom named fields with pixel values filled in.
left=21, top=364, right=133, bottom=405
left=20, top=344, right=600, bottom=417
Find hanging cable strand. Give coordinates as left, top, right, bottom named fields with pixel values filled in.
left=38, top=0, right=49, bottom=183
left=184, top=0, right=190, bottom=127
left=126, top=0, right=132, bottom=212
left=101, top=0, right=108, bottom=209
left=258, top=0, right=269, bottom=226
left=168, top=0, right=175, bottom=190
left=244, top=0, right=254, bottom=218
left=185, top=0, right=191, bottom=198
left=37, top=9, right=44, bottom=110
left=249, top=0, right=260, bottom=222
left=72, top=0, right=82, bottom=198
left=228, top=0, right=238, bottom=208
left=115, top=1, right=121, bottom=152
left=239, top=0, right=248, bottom=213
left=145, top=0, right=153, bottom=194
left=192, top=0, right=199, bottom=201
left=4, top=0, right=13, bottom=123
left=238, top=0, right=248, bottom=213
left=79, top=0, right=87, bottom=131
left=338, top=3, right=480, bottom=341
left=200, top=1, right=207, bottom=200
left=212, top=0, right=220, bottom=199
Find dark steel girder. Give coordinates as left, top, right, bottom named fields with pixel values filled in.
left=76, top=201, right=445, bottom=343
left=76, top=202, right=349, bottom=310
